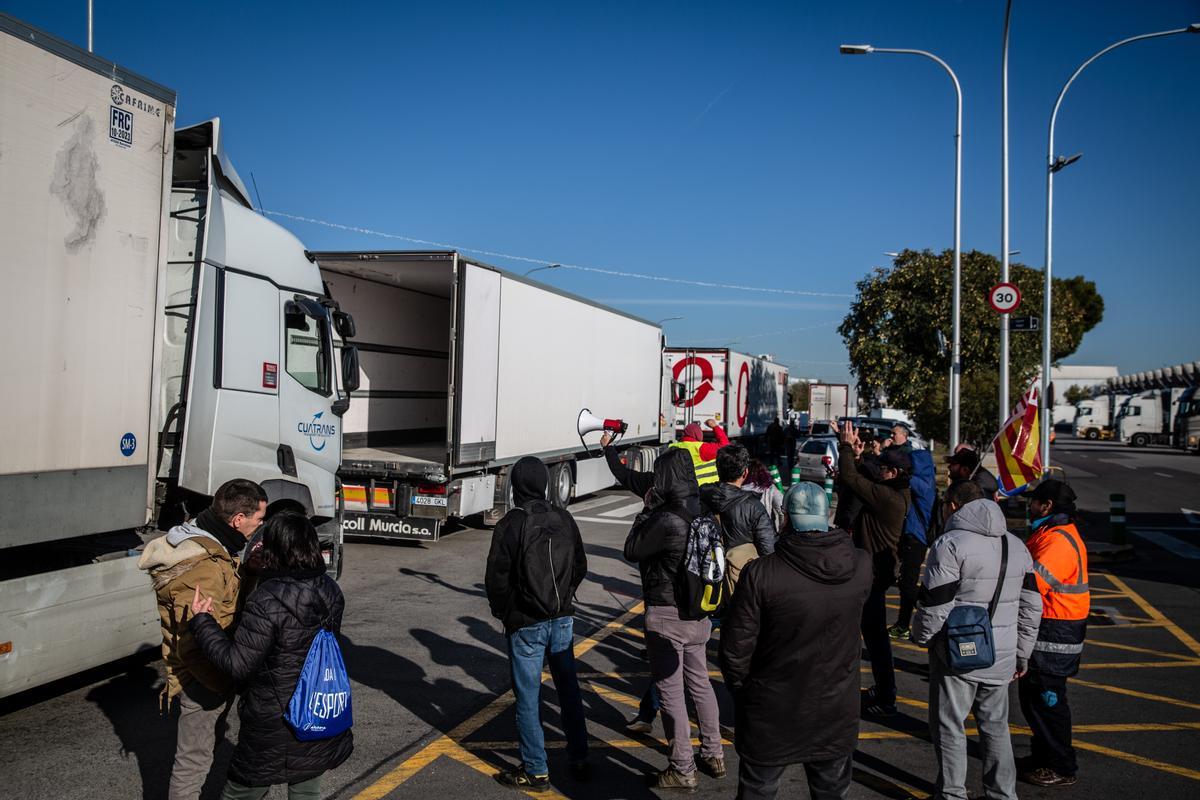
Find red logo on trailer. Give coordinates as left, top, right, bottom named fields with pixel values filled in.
left=672, top=356, right=715, bottom=408
left=736, top=362, right=750, bottom=426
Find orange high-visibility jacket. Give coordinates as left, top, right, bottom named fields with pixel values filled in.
left=1026, top=517, right=1089, bottom=674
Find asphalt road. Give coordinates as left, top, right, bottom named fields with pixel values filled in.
left=2, top=438, right=1199, bottom=799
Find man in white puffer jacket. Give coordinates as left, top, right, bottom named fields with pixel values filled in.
left=912, top=481, right=1043, bottom=800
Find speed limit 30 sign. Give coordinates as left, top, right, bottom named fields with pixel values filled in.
left=988, top=282, right=1021, bottom=314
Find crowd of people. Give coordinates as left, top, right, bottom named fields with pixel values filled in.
left=141, top=415, right=1090, bottom=800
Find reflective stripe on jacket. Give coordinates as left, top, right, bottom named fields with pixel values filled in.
left=1027, top=517, right=1089, bottom=675
left=670, top=440, right=719, bottom=485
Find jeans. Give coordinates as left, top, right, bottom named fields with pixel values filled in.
left=1018, top=671, right=1077, bottom=776
left=221, top=776, right=320, bottom=800
left=895, top=534, right=928, bottom=629
left=735, top=756, right=853, bottom=800
left=508, top=616, right=588, bottom=776
left=929, top=657, right=1017, bottom=800
left=169, top=680, right=233, bottom=800
left=861, top=549, right=897, bottom=705
left=636, top=682, right=661, bottom=722
left=645, top=605, right=723, bottom=773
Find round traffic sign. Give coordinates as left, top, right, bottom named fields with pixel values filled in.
left=988, top=282, right=1021, bottom=314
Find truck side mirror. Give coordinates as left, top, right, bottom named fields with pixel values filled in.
left=672, top=381, right=687, bottom=404
left=341, top=345, right=361, bottom=394
left=333, top=310, right=356, bottom=339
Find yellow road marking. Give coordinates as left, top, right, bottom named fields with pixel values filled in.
left=1105, top=574, right=1200, bottom=658
left=1071, top=738, right=1200, bottom=782
left=1085, top=638, right=1196, bottom=660
left=444, top=741, right=569, bottom=800
left=1073, top=678, right=1200, bottom=711
left=585, top=681, right=643, bottom=710
left=351, top=601, right=645, bottom=800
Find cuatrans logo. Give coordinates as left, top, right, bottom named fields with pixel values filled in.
left=298, top=411, right=336, bottom=451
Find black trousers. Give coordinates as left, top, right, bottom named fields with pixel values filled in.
left=1018, top=671, right=1077, bottom=776
left=861, top=549, right=897, bottom=704
left=894, top=534, right=928, bottom=629
left=736, top=756, right=853, bottom=800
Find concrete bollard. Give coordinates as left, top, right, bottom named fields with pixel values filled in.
left=1110, top=493, right=1127, bottom=546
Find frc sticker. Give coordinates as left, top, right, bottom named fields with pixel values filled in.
left=109, top=105, right=133, bottom=148
left=263, top=362, right=279, bottom=389
left=120, top=432, right=137, bottom=457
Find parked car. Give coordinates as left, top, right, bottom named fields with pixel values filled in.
left=793, top=436, right=839, bottom=482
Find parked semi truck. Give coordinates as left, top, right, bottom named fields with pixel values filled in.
left=667, top=348, right=789, bottom=438
left=1115, top=388, right=1186, bottom=447
left=0, top=14, right=358, bottom=698
left=1073, top=393, right=1129, bottom=440
left=809, top=383, right=851, bottom=424
left=313, top=251, right=676, bottom=541
left=1176, top=386, right=1200, bottom=454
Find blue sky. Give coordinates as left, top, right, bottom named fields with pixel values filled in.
left=9, top=0, right=1198, bottom=384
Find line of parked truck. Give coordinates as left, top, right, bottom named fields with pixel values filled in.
left=1071, top=361, right=1200, bottom=453
left=0, top=14, right=789, bottom=697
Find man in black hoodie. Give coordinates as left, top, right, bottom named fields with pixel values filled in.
left=721, top=481, right=872, bottom=799
left=838, top=421, right=911, bottom=716
left=624, top=449, right=725, bottom=791
left=485, top=457, right=589, bottom=790
left=701, top=443, right=777, bottom=560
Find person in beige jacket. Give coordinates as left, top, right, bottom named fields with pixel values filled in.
left=138, top=479, right=267, bottom=800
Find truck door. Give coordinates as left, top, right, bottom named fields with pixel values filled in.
left=277, top=295, right=341, bottom=516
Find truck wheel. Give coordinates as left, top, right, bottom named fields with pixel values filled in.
left=1131, top=433, right=1149, bottom=448
left=1086, top=428, right=1099, bottom=440
left=549, top=462, right=573, bottom=509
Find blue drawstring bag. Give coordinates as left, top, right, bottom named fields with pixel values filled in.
left=283, top=626, right=353, bottom=741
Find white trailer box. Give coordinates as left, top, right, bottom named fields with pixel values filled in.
left=809, top=383, right=850, bottom=423
left=314, top=251, right=671, bottom=540
left=666, top=348, right=789, bottom=438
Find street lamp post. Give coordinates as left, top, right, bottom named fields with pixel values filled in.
left=524, top=263, right=561, bottom=277
left=656, top=316, right=684, bottom=325
left=1040, top=22, right=1200, bottom=470
left=841, top=44, right=964, bottom=449
left=1000, top=0, right=1013, bottom=430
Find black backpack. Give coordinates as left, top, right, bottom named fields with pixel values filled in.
left=670, top=509, right=728, bottom=620
left=515, top=501, right=577, bottom=619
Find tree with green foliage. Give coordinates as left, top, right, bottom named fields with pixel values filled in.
left=838, top=249, right=1104, bottom=446
left=789, top=380, right=811, bottom=412
left=1062, top=385, right=1091, bottom=406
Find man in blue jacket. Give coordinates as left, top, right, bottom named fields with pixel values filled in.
left=889, top=447, right=936, bottom=640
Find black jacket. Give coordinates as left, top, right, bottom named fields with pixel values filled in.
left=719, top=528, right=872, bottom=766
left=190, top=570, right=352, bottom=786
left=700, top=482, right=776, bottom=555
left=623, top=449, right=699, bottom=608
left=838, top=443, right=910, bottom=559
left=485, top=457, right=587, bottom=633
left=603, top=444, right=655, bottom=498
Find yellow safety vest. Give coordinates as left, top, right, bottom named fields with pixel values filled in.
left=670, top=440, right=719, bottom=485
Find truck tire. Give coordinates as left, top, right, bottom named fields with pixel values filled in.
left=549, top=461, right=573, bottom=509
left=1086, top=428, right=1099, bottom=440
left=1131, top=433, right=1149, bottom=448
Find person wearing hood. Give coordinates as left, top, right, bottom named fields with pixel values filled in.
left=624, top=449, right=725, bottom=790
left=837, top=421, right=911, bottom=716
left=912, top=481, right=1043, bottom=800
left=719, top=481, right=872, bottom=800
left=1018, top=479, right=1090, bottom=788
left=669, top=418, right=729, bottom=485
left=889, top=447, right=937, bottom=641
left=485, top=457, right=590, bottom=790
left=701, top=443, right=777, bottom=560
left=137, top=479, right=267, bottom=800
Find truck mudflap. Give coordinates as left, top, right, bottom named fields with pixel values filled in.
left=338, top=477, right=446, bottom=542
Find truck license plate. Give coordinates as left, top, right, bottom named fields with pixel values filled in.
left=412, top=495, right=447, bottom=507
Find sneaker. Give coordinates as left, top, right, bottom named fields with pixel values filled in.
left=862, top=687, right=897, bottom=717
left=495, top=766, right=550, bottom=791
left=626, top=716, right=654, bottom=734
left=695, top=756, right=727, bottom=778
left=647, top=767, right=698, bottom=791
left=569, top=761, right=592, bottom=782
left=887, top=624, right=910, bottom=640
left=1021, top=767, right=1078, bottom=787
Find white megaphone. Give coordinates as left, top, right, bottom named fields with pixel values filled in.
left=577, top=408, right=628, bottom=437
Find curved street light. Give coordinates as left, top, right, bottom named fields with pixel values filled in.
left=841, top=43, right=964, bottom=448
left=656, top=316, right=685, bottom=325
left=524, top=263, right=561, bottom=277
left=1040, top=22, right=1200, bottom=469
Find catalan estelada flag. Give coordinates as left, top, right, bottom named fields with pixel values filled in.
left=992, top=382, right=1043, bottom=495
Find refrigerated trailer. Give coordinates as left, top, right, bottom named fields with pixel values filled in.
left=809, top=383, right=850, bottom=423
left=665, top=348, right=789, bottom=439
left=0, top=14, right=357, bottom=698
left=313, top=251, right=675, bottom=541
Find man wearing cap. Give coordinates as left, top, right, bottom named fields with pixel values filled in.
left=670, top=419, right=729, bottom=486
left=947, top=447, right=999, bottom=501
left=720, top=482, right=872, bottom=800
left=838, top=422, right=911, bottom=716
left=1018, top=479, right=1089, bottom=788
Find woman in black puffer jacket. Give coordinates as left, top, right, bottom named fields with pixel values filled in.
left=190, top=512, right=353, bottom=799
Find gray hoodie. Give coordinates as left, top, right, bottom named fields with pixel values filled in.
left=912, top=498, right=1043, bottom=684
